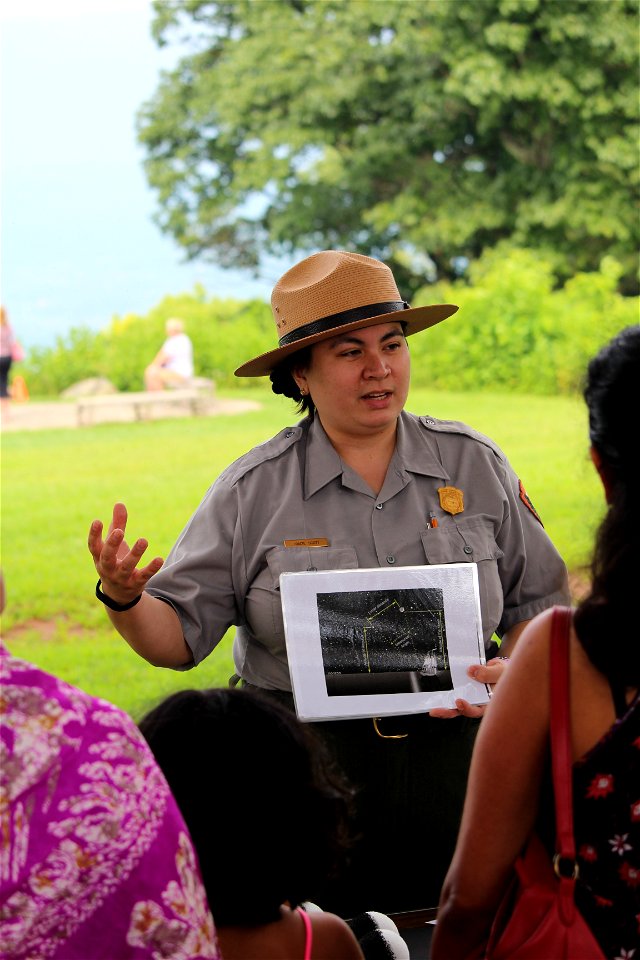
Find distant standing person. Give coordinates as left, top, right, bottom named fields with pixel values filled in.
left=0, top=306, right=18, bottom=420
left=144, top=317, right=194, bottom=390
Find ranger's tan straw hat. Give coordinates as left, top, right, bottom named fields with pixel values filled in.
left=234, top=250, right=458, bottom=377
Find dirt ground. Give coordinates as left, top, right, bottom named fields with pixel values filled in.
left=1, top=396, right=261, bottom=432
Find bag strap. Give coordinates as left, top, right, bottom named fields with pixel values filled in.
left=549, top=605, right=579, bottom=879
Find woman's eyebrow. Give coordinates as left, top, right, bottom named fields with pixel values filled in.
left=327, top=328, right=403, bottom=349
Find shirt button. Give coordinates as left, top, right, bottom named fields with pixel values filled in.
left=386, top=555, right=396, bottom=564
left=375, top=503, right=383, bottom=510
left=463, top=545, right=473, bottom=555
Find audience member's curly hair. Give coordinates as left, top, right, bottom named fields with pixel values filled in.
left=574, top=325, right=640, bottom=688
left=139, top=687, right=355, bottom=926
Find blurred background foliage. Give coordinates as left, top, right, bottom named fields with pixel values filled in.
left=410, top=246, right=638, bottom=394
left=20, top=247, right=638, bottom=397
left=12, top=0, right=640, bottom=399
left=138, top=0, right=639, bottom=297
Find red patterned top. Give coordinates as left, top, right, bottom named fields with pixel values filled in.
left=571, top=694, right=640, bottom=958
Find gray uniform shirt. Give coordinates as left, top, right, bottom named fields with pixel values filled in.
left=146, top=412, right=569, bottom=690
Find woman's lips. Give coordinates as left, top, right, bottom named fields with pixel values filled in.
left=361, top=390, right=393, bottom=405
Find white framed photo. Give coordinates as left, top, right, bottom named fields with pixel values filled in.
left=280, top=563, right=489, bottom=721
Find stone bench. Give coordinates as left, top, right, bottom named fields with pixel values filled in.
left=76, top=384, right=215, bottom=427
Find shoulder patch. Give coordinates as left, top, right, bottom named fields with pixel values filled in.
left=519, top=480, right=543, bottom=526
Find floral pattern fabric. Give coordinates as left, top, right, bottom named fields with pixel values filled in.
left=0, top=646, right=220, bottom=959
left=573, top=694, right=640, bottom=959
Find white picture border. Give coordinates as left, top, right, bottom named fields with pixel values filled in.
left=281, top=563, right=489, bottom=721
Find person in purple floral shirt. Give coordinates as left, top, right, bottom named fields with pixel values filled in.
left=0, top=575, right=220, bottom=960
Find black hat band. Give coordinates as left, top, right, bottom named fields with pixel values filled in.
left=278, top=300, right=409, bottom=347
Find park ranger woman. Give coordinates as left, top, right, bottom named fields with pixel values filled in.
left=89, top=250, right=569, bottom=916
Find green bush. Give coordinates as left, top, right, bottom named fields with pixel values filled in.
left=20, top=250, right=638, bottom=397
left=411, top=247, right=638, bottom=394
left=27, top=328, right=105, bottom=396
left=23, top=289, right=274, bottom=395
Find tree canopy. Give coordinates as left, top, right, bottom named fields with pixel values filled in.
left=138, top=0, right=640, bottom=295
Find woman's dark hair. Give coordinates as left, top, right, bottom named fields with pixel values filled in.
left=270, top=347, right=315, bottom=418
left=138, top=687, right=354, bottom=926
left=574, top=325, right=640, bottom=687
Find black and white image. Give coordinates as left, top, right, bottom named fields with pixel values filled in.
left=280, top=564, right=487, bottom=721
left=317, top=587, right=453, bottom=696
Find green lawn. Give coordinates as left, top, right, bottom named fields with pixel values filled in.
left=1, top=384, right=601, bottom=718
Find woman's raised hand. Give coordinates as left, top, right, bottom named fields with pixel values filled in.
left=88, top=502, right=164, bottom=607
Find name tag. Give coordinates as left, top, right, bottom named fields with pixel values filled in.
left=283, top=538, right=330, bottom=548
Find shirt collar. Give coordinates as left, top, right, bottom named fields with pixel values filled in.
left=303, top=412, right=448, bottom=499
left=304, top=418, right=343, bottom=498
left=395, top=412, right=450, bottom=480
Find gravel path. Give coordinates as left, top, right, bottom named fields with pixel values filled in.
left=1, top=397, right=261, bottom=432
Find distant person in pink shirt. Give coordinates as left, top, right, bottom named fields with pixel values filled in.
left=0, top=306, right=20, bottom=421
left=144, top=317, right=194, bottom=390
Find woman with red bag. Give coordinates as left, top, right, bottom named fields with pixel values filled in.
left=433, top=325, right=640, bottom=959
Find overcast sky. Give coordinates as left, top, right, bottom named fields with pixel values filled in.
left=1, top=0, right=277, bottom=347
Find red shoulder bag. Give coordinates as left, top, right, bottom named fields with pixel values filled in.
left=485, top=606, right=605, bottom=959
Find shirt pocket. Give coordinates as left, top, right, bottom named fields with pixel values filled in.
left=265, top=546, right=359, bottom=643
left=266, top=545, right=359, bottom=582
left=263, top=547, right=358, bottom=651
left=420, top=519, right=504, bottom=641
left=420, top=517, right=503, bottom=565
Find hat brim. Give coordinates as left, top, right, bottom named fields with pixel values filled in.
left=234, top=302, right=459, bottom=377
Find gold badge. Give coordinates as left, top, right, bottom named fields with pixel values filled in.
left=437, top=486, right=464, bottom=516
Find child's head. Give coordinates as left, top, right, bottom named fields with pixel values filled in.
left=139, top=687, right=354, bottom=926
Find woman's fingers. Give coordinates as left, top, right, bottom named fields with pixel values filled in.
left=428, top=659, right=508, bottom=719
left=453, top=699, right=487, bottom=719
left=139, top=555, right=165, bottom=580
left=116, top=540, right=163, bottom=581
left=118, top=537, right=149, bottom=577
left=87, top=519, right=105, bottom=563
left=99, top=527, right=128, bottom=570
left=429, top=700, right=488, bottom=720
left=467, top=658, right=509, bottom=686
left=89, top=505, right=161, bottom=579
left=428, top=707, right=463, bottom=719
left=108, top=502, right=128, bottom=536
left=88, top=504, right=164, bottom=606
left=88, top=521, right=126, bottom=573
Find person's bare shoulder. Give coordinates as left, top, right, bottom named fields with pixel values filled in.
left=508, top=605, right=554, bottom=674
left=311, top=912, right=365, bottom=959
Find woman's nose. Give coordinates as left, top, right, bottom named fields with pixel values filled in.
left=364, top=354, right=390, bottom=378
